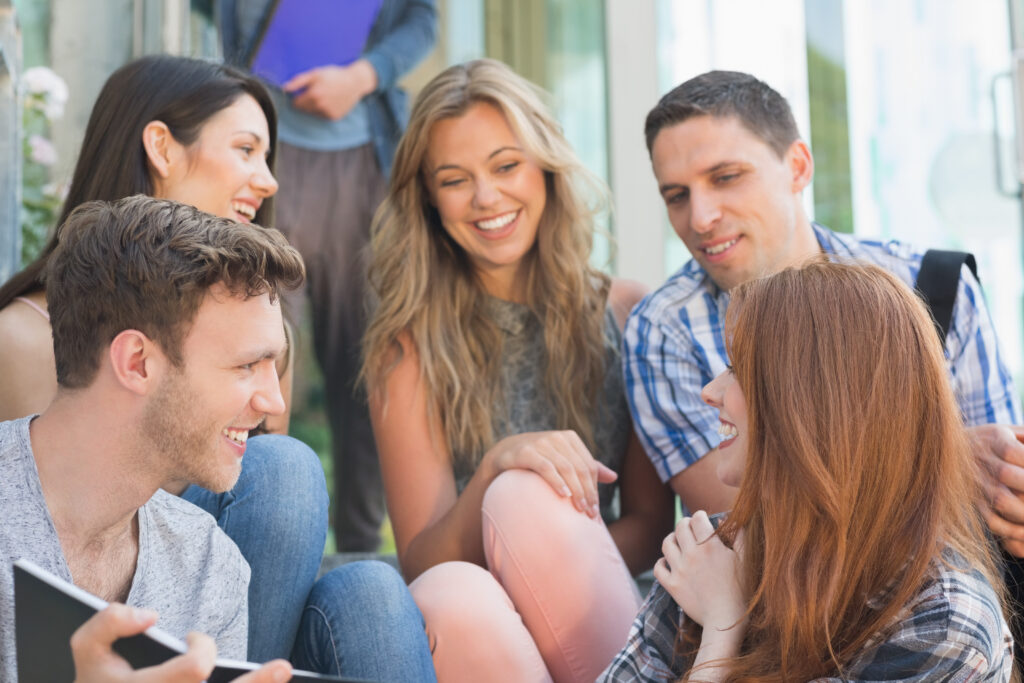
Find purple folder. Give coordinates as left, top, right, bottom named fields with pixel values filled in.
left=250, top=0, right=384, bottom=89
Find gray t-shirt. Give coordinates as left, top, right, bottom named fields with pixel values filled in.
left=0, top=416, right=250, bottom=682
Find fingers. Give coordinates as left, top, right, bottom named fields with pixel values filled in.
left=689, top=510, right=716, bottom=544
left=282, top=69, right=317, bottom=93
left=70, top=603, right=158, bottom=660
left=596, top=461, right=619, bottom=484
left=132, top=632, right=217, bottom=683
left=234, top=660, right=293, bottom=683
left=980, top=500, right=1024, bottom=543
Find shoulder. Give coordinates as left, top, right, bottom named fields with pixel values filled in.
left=609, top=278, right=650, bottom=331
left=818, top=226, right=923, bottom=289
left=0, top=300, right=57, bottom=421
left=623, top=260, right=722, bottom=358
left=142, top=491, right=249, bottom=586
left=850, top=558, right=1012, bottom=680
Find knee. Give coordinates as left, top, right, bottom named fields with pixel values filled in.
left=237, top=435, right=328, bottom=531
left=410, top=562, right=513, bottom=637
left=311, top=560, right=419, bottom=623
left=243, top=436, right=328, bottom=505
left=483, top=470, right=567, bottom=530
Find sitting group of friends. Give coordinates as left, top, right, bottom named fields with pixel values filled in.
left=0, top=48, right=1021, bottom=683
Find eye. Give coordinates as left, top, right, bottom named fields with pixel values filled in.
left=238, top=145, right=255, bottom=157
left=665, top=188, right=689, bottom=205
left=496, top=161, right=519, bottom=173
left=714, top=172, right=740, bottom=184
left=439, top=177, right=465, bottom=188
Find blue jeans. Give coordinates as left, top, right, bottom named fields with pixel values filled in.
left=292, top=561, right=437, bottom=682
left=182, top=434, right=328, bottom=663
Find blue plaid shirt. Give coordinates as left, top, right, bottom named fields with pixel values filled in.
left=623, top=224, right=1022, bottom=483
left=599, top=552, right=1014, bottom=682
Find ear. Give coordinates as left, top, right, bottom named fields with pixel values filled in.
left=141, top=120, right=177, bottom=180
left=108, top=329, right=165, bottom=396
left=785, top=139, right=814, bottom=193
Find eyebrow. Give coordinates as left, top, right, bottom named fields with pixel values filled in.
left=431, top=146, right=522, bottom=176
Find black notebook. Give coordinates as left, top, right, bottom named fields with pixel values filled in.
left=13, top=558, right=363, bottom=682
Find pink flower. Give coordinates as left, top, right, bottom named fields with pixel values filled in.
left=28, top=134, right=57, bottom=166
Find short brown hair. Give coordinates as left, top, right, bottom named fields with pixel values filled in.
left=644, top=70, right=800, bottom=158
left=47, top=195, right=305, bottom=388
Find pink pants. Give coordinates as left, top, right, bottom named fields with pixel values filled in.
left=410, top=470, right=642, bottom=683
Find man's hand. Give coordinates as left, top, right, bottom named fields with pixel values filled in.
left=969, top=424, right=1024, bottom=556
left=71, top=603, right=293, bottom=682
left=284, top=60, right=379, bottom=121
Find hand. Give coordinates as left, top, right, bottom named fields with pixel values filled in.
left=483, top=430, right=618, bottom=518
left=654, top=511, right=747, bottom=632
left=284, top=61, right=378, bottom=120
left=71, top=603, right=293, bottom=682
left=969, top=424, right=1024, bottom=556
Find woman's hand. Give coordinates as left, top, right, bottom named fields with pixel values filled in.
left=654, top=510, right=747, bottom=632
left=482, top=430, right=617, bottom=517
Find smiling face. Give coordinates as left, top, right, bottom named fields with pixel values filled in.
left=651, top=115, right=819, bottom=291
left=152, top=94, right=278, bottom=224
left=701, top=368, right=749, bottom=488
left=143, top=283, right=287, bottom=492
left=424, top=101, right=547, bottom=301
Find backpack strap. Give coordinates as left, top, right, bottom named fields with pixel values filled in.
left=915, top=249, right=978, bottom=346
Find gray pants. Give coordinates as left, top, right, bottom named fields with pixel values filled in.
left=276, top=141, right=387, bottom=552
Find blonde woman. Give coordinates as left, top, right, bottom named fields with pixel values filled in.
left=363, top=59, right=674, bottom=682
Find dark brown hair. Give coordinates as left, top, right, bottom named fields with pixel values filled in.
left=48, top=195, right=303, bottom=388
left=644, top=70, right=800, bottom=158
left=0, top=54, right=278, bottom=310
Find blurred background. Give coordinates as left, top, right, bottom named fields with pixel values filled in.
left=4, top=0, right=1024, bottom=549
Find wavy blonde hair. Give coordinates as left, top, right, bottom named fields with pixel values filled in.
left=678, top=261, right=1008, bottom=681
left=363, top=59, right=610, bottom=465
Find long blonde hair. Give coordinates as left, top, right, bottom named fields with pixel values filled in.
left=680, top=261, right=1006, bottom=681
left=363, top=59, right=610, bottom=465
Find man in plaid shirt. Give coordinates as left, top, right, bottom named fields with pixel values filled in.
left=615, top=69, right=1022, bottom=677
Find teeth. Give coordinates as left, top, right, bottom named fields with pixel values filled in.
left=476, top=211, right=517, bottom=231
left=232, top=201, right=256, bottom=220
left=705, top=238, right=738, bottom=255
left=222, top=428, right=249, bottom=445
left=717, top=422, right=738, bottom=439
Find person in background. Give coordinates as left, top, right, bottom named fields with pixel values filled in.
left=603, top=261, right=1013, bottom=681
left=219, top=0, right=438, bottom=552
left=363, top=59, right=673, bottom=682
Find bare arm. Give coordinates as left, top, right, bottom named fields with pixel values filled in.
left=608, top=432, right=675, bottom=575
left=670, top=449, right=738, bottom=516
left=0, top=299, right=58, bottom=421
left=606, top=277, right=674, bottom=574
left=374, top=336, right=615, bottom=581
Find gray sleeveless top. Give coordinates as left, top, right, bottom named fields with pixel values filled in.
left=452, top=296, right=632, bottom=521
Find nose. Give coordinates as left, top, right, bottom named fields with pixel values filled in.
left=252, top=157, right=279, bottom=198
left=701, top=371, right=726, bottom=408
left=252, top=362, right=286, bottom=417
left=472, top=176, right=501, bottom=209
left=689, top=190, right=721, bottom=234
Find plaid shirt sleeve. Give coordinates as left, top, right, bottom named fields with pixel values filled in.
left=811, top=564, right=1013, bottom=683
left=598, top=582, right=687, bottom=682
left=945, top=263, right=1022, bottom=426
left=622, top=298, right=725, bottom=483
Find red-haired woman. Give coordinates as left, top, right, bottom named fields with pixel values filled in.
left=602, top=261, right=1014, bottom=682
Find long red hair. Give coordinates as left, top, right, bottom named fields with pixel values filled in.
left=680, top=261, right=1005, bottom=681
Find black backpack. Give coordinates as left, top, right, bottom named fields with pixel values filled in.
left=914, top=249, right=978, bottom=346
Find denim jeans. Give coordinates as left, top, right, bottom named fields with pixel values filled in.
left=182, top=434, right=328, bottom=663
left=292, top=561, right=437, bottom=682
